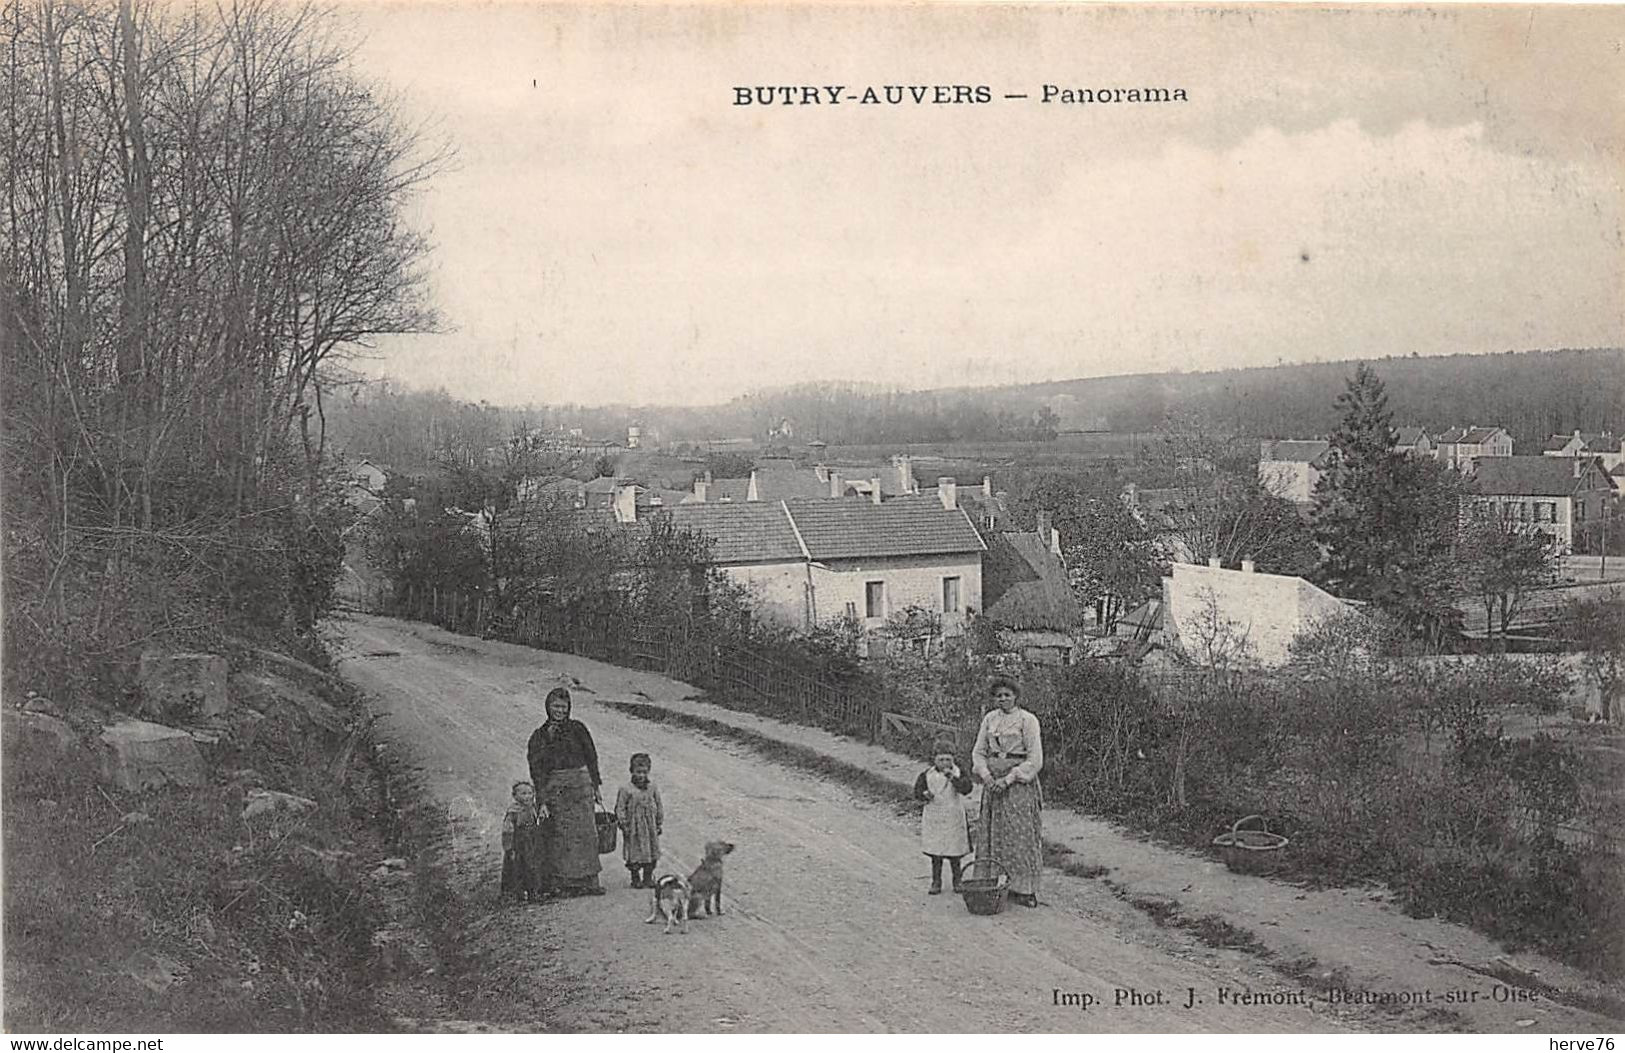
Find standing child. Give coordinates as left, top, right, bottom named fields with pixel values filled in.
left=615, top=753, right=663, bottom=888
left=501, top=780, right=550, bottom=903
left=914, top=740, right=973, bottom=895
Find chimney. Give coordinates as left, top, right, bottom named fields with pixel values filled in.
left=746, top=469, right=759, bottom=501
left=693, top=477, right=709, bottom=502
left=938, top=477, right=958, bottom=510
left=891, top=454, right=916, bottom=494
left=869, top=477, right=883, bottom=505
left=829, top=470, right=844, bottom=499
left=1208, top=556, right=1222, bottom=569
left=814, top=464, right=829, bottom=483
left=1036, top=510, right=1053, bottom=547
left=704, top=469, right=713, bottom=484
left=1240, top=558, right=1255, bottom=573
left=613, top=484, right=638, bottom=524
left=982, top=476, right=993, bottom=498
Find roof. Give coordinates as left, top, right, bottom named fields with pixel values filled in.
left=663, top=503, right=805, bottom=564
left=1259, top=439, right=1332, bottom=465
left=696, top=477, right=751, bottom=503
left=637, top=488, right=691, bottom=509
left=751, top=469, right=831, bottom=501
left=1393, top=426, right=1430, bottom=447
left=1461, top=426, right=1507, bottom=444
left=1472, top=455, right=1605, bottom=497
left=580, top=476, right=632, bottom=495
left=982, top=532, right=1080, bottom=630
left=785, top=495, right=987, bottom=560
left=1435, top=427, right=1466, bottom=444
left=1544, top=432, right=1618, bottom=453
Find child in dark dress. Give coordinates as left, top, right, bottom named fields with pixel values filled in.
left=501, top=780, right=550, bottom=903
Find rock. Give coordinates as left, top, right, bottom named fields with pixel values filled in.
left=230, top=672, right=346, bottom=733
left=5, top=708, right=85, bottom=760
left=139, top=652, right=230, bottom=721
left=123, top=951, right=188, bottom=994
left=242, top=788, right=318, bottom=820
left=98, top=720, right=207, bottom=792
left=222, top=768, right=266, bottom=785
left=121, top=811, right=151, bottom=826
left=20, top=693, right=63, bottom=717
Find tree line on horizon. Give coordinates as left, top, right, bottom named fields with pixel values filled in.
left=329, top=347, right=1623, bottom=463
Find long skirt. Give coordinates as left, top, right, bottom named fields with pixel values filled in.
left=980, top=757, right=1042, bottom=897
left=542, top=767, right=601, bottom=886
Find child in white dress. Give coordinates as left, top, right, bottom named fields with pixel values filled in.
left=913, top=740, right=974, bottom=895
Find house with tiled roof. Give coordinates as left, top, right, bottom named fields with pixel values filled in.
left=1543, top=430, right=1623, bottom=477
left=1435, top=425, right=1512, bottom=471
left=1391, top=426, right=1434, bottom=459
left=1467, top=455, right=1614, bottom=552
left=1258, top=439, right=1333, bottom=504
left=981, top=514, right=1080, bottom=664
left=662, top=484, right=987, bottom=631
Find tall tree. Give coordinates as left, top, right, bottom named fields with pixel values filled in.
left=1312, top=365, right=1463, bottom=645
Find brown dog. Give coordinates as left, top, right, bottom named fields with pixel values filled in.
left=687, top=840, right=734, bottom=917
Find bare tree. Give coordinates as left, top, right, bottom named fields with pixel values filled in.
left=3, top=0, right=446, bottom=693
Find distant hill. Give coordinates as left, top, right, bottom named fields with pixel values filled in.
left=984, top=348, right=1622, bottom=446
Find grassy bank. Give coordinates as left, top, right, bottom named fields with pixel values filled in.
left=2, top=649, right=421, bottom=1032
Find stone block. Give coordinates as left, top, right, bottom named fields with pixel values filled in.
left=242, top=787, right=319, bottom=820
left=139, top=653, right=229, bottom=721
left=98, top=719, right=207, bottom=792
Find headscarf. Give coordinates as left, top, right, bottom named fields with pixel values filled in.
left=542, top=687, right=572, bottom=739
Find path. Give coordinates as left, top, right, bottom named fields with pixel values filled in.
left=332, top=612, right=1351, bottom=1033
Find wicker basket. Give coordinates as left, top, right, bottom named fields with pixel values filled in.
left=1212, top=814, right=1289, bottom=875
left=594, top=807, right=618, bottom=855
left=960, top=857, right=1010, bottom=915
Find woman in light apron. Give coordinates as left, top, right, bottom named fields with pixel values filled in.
left=971, top=676, right=1044, bottom=907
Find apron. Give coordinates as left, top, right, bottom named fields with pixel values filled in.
left=920, top=768, right=972, bottom=858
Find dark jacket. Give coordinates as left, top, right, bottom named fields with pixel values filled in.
left=527, top=719, right=601, bottom=788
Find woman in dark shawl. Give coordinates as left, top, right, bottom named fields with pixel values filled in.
left=527, top=687, right=605, bottom=896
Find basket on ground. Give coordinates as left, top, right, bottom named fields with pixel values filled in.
left=594, top=807, right=619, bottom=855
left=960, top=857, right=1009, bottom=915
left=1212, top=815, right=1288, bottom=875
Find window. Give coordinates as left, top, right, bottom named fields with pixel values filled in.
left=942, top=576, right=961, bottom=614
left=844, top=601, right=857, bottom=620
left=865, top=581, right=885, bottom=619
left=1537, top=502, right=1556, bottom=524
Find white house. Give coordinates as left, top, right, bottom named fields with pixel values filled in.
left=1160, top=559, right=1353, bottom=669
left=1258, top=440, right=1333, bottom=504
left=664, top=483, right=986, bottom=633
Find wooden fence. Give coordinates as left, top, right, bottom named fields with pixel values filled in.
left=366, top=585, right=885, bottom=743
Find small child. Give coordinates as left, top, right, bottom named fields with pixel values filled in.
left=501, top=780, right=550, bottom=903
left=614, top=753, right=663, bottom=888
left=914, top=740, right=973, bottom=895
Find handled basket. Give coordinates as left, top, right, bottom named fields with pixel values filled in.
left=1212, top=814, right=1289, bottom=875
left=959, top=857, right=1009, bottom=915
left=594, top=805, right=619, bottom=855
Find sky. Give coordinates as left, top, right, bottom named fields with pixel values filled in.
left=335, top=2, right=1625, bottom=407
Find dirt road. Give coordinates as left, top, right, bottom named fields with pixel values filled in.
left=334, top=612, right=1352, bottom=1033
